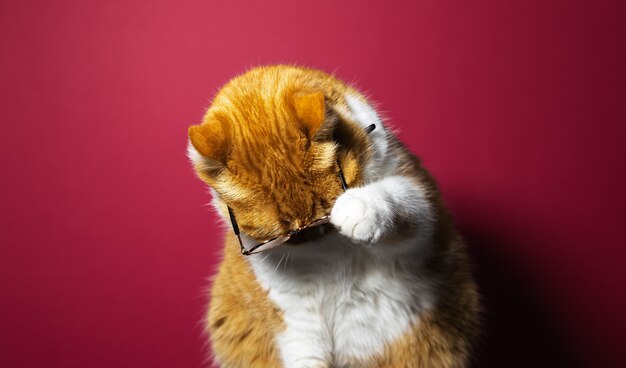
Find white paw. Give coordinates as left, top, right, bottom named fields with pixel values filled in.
left=284, top=356, right=330, bottom=368
left=294, top=360, right=329, bottom=368
left=330, top=187, right=392, bottom=244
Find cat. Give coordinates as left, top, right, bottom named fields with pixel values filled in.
left=187, top=65, right=480, bottom=368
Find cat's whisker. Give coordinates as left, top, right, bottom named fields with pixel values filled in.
left=258, top=252, right=272, bottom=265
left=274, top=253, right=286, bottom=273
left=284, top=250, right=291, bottom=272
left=289, top=250, right=295, bottom=272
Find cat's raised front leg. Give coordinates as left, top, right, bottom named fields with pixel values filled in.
left=330, top=175, right=433, bottom=244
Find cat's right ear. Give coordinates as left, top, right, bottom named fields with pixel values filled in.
left=293, top=91, right=334, bottom=142
left=188, top=120, right=231, bottom=178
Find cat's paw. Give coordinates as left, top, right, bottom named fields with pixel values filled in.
left=330, top=187, right=393, bottom=244
left=288, top=357, right=330, bottom=368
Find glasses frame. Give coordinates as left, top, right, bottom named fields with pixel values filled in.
left=227, top=123, right=375, bottom=256
left=228, top=165, right=347, bottom=256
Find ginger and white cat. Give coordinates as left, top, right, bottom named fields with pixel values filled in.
left=188, top=65, right=479, bottom=368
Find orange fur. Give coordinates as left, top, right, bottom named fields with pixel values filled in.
left=189, top=65, right=479, bottom=367
left=190, top=66, right=369, bottom=240
left=207, top=235, right=284, bottom=367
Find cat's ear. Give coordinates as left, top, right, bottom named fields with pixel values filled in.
left=188, top=119, right=231, bottom=177
left=293, top=91, right=333, bottom=141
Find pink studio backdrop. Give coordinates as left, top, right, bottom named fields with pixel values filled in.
left=1, top=1, right=625, bottom=367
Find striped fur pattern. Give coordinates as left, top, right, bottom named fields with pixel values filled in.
left=188, top=65, right=479, bottom=367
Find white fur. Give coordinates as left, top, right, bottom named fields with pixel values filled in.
left=243, top=93, right=436, bottom=367
left=248, top=236, right=434, bottom=368
left=187, top=141, right=204, bottom=167
left=194, top=91, right=435, bottom=367
left=330, top=176, right=433, bottom=245
left=339, top=93, right=398, bottom=181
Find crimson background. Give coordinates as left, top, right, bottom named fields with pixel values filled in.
left=1, top=1, right=625, bottom=367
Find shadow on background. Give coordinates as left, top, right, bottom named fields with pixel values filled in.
left=461, top=226, right=585, bottom=368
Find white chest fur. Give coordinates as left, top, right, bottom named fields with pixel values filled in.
left=248, top=236, right=434, bottom=368
left=195, top=89, right=437, bottom=367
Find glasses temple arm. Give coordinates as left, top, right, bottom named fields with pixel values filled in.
left=335, top=124, right=375, bottom=190
left=338, top=169, right=348, bottom=191
left=227, top=207, right=240, bottom=235
left=228, top=206, right=251, bottom=255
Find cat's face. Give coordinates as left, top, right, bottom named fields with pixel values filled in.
left=189, top=67, right=372, bottom=242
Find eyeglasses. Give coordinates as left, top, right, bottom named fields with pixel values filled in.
left=228, top=165, right=348, bottom=256
left=226, top=123, right=375, bottom=256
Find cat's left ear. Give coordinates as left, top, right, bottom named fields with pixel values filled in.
left=293, top=91, right=333, bottom=141
left=187, top=119, right=231, bottom=179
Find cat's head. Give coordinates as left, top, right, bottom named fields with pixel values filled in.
left=188, top=66, right=372, bottom=242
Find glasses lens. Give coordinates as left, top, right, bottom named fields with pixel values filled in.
left=241, top=234, right=291, bottom=254
left=239, top=216, right=331, bottom=255
left=306, top=215, right=331, bottom=228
